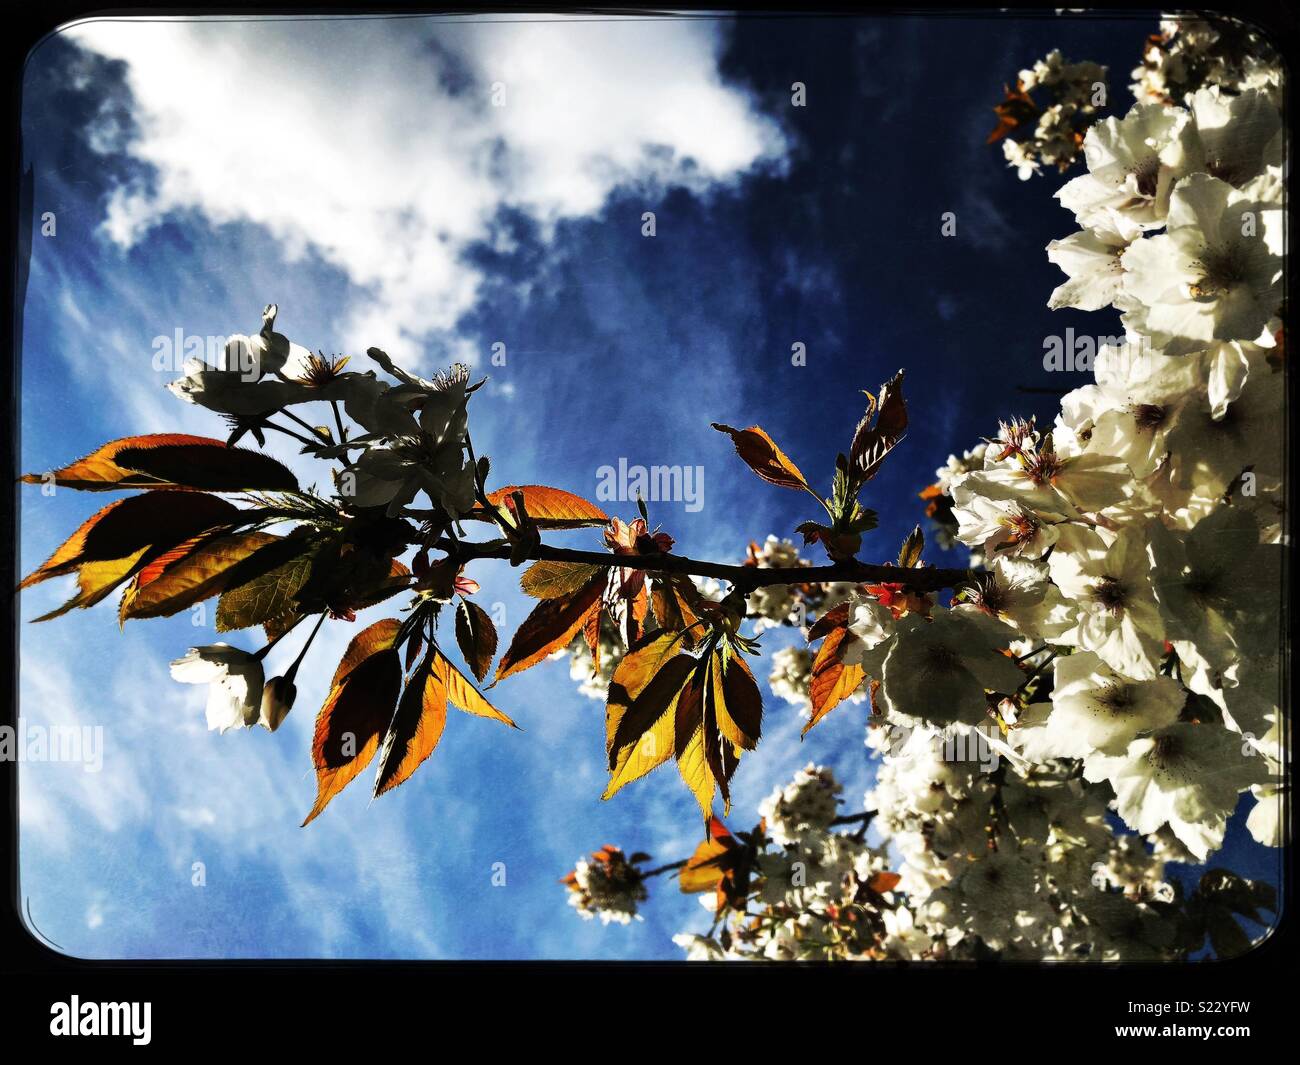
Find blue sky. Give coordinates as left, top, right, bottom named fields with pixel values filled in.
left=16, top=12, right=1279, bottom=960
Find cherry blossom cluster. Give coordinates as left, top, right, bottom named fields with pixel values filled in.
left=1131, top=16, right=1282, bottom=109
left=561, top=22, right=1283, bottom=961
left=563, top=845, right=649, bottom=926
left=992, top=50, right=1108, bottom=181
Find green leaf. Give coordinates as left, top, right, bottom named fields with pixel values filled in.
left=216, top=538, right=318, bottom=631
left=520, top=559, right=603, bottom=599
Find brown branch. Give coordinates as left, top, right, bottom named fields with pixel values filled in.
left=427, top=536, right=973, bottom=592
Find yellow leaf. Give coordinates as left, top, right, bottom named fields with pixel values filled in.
left=713, top=651, right=762, bottom=751
left=120, top=530, right=281, bottom=620
left=32, top=548, right=151, bottom=622
left=432, top=651, right=517, bottom=728
left=674, top=674, right=714, bottom=818
left=603, top=707, right=676, bottom=799
left=602, top=638, right=695, bottom=799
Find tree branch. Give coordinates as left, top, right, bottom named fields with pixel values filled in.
left=426, top=536, right=973, bottom=591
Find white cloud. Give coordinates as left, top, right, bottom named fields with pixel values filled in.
left=65, top=15, right=786, bottom=362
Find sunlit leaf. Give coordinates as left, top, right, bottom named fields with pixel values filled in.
left=520, top=559, right=603, bottom=599
left=22, top=434, right=297, bottom=492
left=214, top=537, right=318, bottom=631
left=493, top=571, right=604, bottom=683
left=710, top=423, right=811, bottom=492
left=867, top=871, right=902, bottom=894
left=119, top=530, right=283, bottom=621
left=898, top=523, right=925, bottom=568
left=433, top=649, right=517, bottom=728
left=455, top=598, right=498, bottom=682
left=603, top=631, right=685, bottom=760
left=603, top=646, right=696, bottom=799
left=583, top=605, right=601, bottom=675
left=714, top=651, right=762, bottom=751
left=674, top=673, right=714, bottom=818
left=701, top=654, right=740, bottom=811
left=483, top=485, right=608, bottom=529
left=849, top=370, right=907, bottom=484
left=303, top=619, right=402, bottom=825
left=33, top=548, right=151, bottom=622
left=19, top=492, right=241, bottom=591
left=807, top=601, right=851, bottom=642
left=803, top=623, right=866, bottom=735
left=678, top=838, right=732, bottom=894
left=373, top=647, right=449, bottom=798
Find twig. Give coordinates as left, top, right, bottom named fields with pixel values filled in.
left=419, top=536, right=974, bottom=592
left=641, top=859, right=688, bottom=878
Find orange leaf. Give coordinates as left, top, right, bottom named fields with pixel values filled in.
left=678, top=838, right=733, bottom=894
left=303, top=620, right=402, bottom=825
left=867, top=871, right=902, bottom=894
left=454, top=598, right=498, bottom=682
left=484, top=485, right=608, bottom=529
left=22, top=434, right=298, bottom=492
left=119, top=530, right=282, bottom=621
left=373, top=648, right=449, bottom=798
left=493, top=571, right=605, bottom=683
left=803, top=624, right=866, bottom=736
left=710, top=423, right=810, bottom=492
left=19, top=491, right=241, bottom=590
left=806, top=601, right=852, bottom=642
left=583, top=605, right=601, bottom=675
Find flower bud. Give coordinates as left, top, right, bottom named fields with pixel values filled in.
left=259, top=675, right=297, bottom=732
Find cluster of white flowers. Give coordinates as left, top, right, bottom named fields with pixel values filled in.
left=673, top=765, right=910, bottom=961
left=745, top=536, right=812, bottom=629
left=865, top=725, right=1186, bottom=961
left=768, top=645, right=815, bottom=711
left=1132, top=16, right=1282, bottom=109
left=563, top=846, right=648, bottom=926
left=832, top=43, right=1284, bottom=958
left=995, top=50, right=1108, bottom=180
left=758, top=764, right=842, bottom=847
left=669, top=34, right=1283, bottom=961
left=666, top=760, right=1184, bottom=962
left=167, top=309, right=481, bottom=520
left=575, top=28, right=1283, bottom=960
